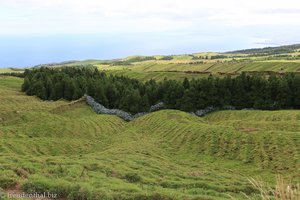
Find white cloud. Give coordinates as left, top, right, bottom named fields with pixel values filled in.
left=0, top=0, right=300, bottom=35
left=1, top=0, right=300, bottom=67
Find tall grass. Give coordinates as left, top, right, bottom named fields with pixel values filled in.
left=247, top=175, right=299, bottom=200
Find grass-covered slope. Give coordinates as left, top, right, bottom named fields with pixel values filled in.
left=0, top=76, right=299, bottom=199
left=0, top=68, right=24, bottom=74
left=227, top=44, right=300, bottom=54
left=19, top=44, right=300, bottom=81
left=132, top=110, right=300, bottom=171
left=97, top=61, right=300, bottom=81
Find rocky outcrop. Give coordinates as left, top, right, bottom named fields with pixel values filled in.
left=85, top=95, right=133, bottom=121
left=86, top=94, right=236, bottom=121
left=193, top=105, right=236, bottom=117
left=85, top=95, right=165, bottom=121
left=149, top=102, right=165, bottom=112
left=193, top=106, right=216, bottom=117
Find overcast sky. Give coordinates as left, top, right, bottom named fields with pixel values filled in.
left=1, top=0, right=300, bottom=67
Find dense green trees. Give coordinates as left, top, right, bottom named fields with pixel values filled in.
left=22, top=67, right=300, bottom=114
left=22, top=77, right=30, bottom=92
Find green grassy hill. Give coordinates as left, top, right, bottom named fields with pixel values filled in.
left=227, top=44, right=300, bottom=54
left=96, top=61, right=300, bottom=81
left=0, top=76, right=299, bottom=199
left=25, top=44, right=300, bottom=81
left=0, top=68, right=24, bottom=74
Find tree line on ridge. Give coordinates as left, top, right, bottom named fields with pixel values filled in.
left=21, top=67, right=300, bottom=114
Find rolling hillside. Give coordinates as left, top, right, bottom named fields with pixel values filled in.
left=0, top=68, right=24, bottom=74
left=0, top=76, right=299, bottom=199
left=17, top=44, right=300, bottom=81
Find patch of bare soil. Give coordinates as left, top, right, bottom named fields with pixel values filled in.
left=188, top=171, right=204, bottom=177
left=238, top=127, right=260, bottom=132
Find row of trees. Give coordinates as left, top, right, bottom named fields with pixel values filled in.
left=22, top=67, right=300, bottom=114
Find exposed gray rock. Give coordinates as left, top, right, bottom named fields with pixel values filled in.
left=85, top=95, right=167, bottom=121
left=149, top=102, right=165, bottom=112
left=194, top=105, right=237, bottom=117
left=194, top=106, right=216, bottom=117
left=86, top=94, right=237, bottom=120
left=222, top=105, right=236, bottom=110
left=85, top=95, right=133, bottom=121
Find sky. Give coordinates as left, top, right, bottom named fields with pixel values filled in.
left=1, top=0, right=300, bottom=67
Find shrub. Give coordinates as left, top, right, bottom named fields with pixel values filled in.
left=159, top=56, right=173, bottom=60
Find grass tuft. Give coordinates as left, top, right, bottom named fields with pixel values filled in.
left=246, top=175, right=300, bottom=200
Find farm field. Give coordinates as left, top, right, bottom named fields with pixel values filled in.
left=0, top=76, right=299, bottom=199
left=0, top=68, right=24, bottom=74
left=31, top=44, right=300, bottom=81
left=96, top=61, right=300, bottom=81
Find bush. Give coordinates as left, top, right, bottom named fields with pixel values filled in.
left=159, top=56, right=173, bottom=60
